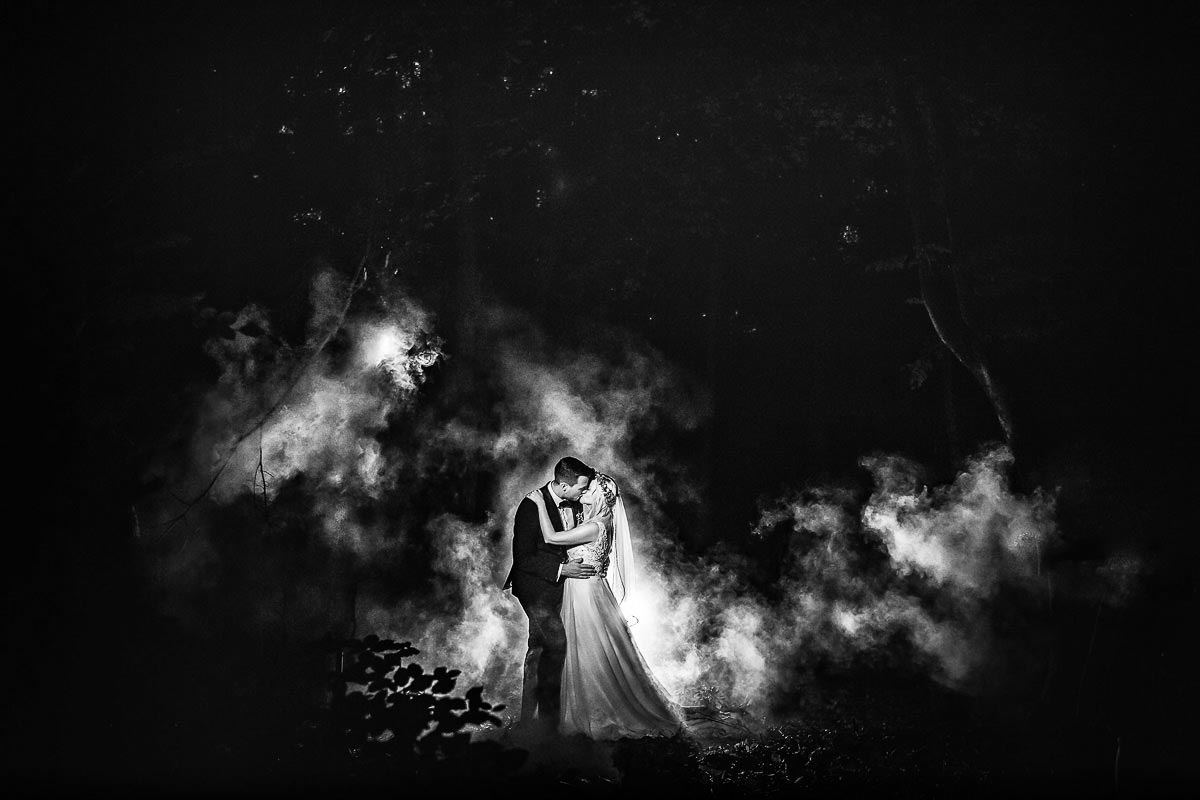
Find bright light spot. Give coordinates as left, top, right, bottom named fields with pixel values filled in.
left=362, top=326, right=405, bottom=366
left=834, top=608, right=863, bottom=635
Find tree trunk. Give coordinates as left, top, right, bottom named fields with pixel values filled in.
left=443, top=13, right=486, bottom=517
left=890, top=68, right=1018, bottom=452
left=940, top=348, right=962, bottom=464
left=448, top=79, right=482, bottom=359
left=700, top=244, right=725, bottom=544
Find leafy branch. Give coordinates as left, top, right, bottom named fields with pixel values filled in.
left=298, top=634, right=520, bottom=781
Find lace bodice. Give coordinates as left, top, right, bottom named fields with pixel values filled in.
left=568, top=531, right=611, bottom=576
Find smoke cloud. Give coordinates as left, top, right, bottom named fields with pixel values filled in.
left=616, top=449, right=1053, bottom=706
left=142, top=271, right=1141, bottom=725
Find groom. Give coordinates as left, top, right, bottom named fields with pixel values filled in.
left=503, top=456, right=597, bottom=730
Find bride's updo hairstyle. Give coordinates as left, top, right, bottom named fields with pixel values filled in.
left=554, top=456, right=596, bottom=486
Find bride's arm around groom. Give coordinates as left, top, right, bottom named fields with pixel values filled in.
left=525, top=487, right=608, bottom=546
left=509, top=497, right=595, bottom=586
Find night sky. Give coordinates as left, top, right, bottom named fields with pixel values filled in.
left=8, top=1, right=1196, bottom=796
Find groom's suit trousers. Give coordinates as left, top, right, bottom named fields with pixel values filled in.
left=520, top=598, right=567, bottom=723
left=507, top=488, right=577, bottom=725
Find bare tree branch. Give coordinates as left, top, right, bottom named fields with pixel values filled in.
left=256, top=437, right=270, bottom=520
left=155, top=253, right=372, bottom=533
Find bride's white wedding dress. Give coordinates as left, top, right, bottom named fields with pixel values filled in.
left=529, top=475, right=681, bottom=740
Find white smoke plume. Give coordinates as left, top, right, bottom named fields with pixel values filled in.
left=359, top=307, right=711, bottom=707
left=142, top=272, right=1139, bottom=724
left=618, top=447, right=1065, bottom=709
left=141, top=276, right=711, bottom=712
left=189, top=289, right=439, bottom=514
left=141, top=271, right=444, bottom=625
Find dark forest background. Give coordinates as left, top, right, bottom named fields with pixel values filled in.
left=6, top=0, right=1196, bottom=795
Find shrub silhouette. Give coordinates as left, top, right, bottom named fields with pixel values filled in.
left=299, top=634, right=523, bottom=786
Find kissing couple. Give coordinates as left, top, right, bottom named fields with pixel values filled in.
left=503, top=457, right=682, bottom=739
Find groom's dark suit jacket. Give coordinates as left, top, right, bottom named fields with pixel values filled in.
left=503, top=485, right=572, bottom=606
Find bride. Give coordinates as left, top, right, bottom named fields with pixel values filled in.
left=524, top=472, right=681, bottom=739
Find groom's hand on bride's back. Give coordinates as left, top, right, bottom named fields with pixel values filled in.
left=561, top=558, right=597, bottom=579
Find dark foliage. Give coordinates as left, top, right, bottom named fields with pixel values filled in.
left=288, top=635, right=525, bottom=790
